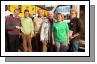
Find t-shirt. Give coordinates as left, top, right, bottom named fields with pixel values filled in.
left=21, top=17, right=34, bottom=35
left=52, top=20, right=70, bottom=43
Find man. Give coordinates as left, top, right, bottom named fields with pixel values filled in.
left=33, top=9, right=45, bottom=52
left=68, top=9, right=84, bottom=52
left=5, top=9, right=21, bottom=52
left=21, top=10, right=34, bottom=52
left=40, top=11, right=57, bottom=52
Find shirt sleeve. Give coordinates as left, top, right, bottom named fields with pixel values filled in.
left=77, top=19, right=84, bottom=35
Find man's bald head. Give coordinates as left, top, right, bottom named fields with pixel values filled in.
left=47, top=11, right=54, bottom=19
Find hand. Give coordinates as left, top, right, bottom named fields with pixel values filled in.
left=31, top=34, right=33, bottom=38
left=31, top=32, right=34, bottom=38
left=69, top=31, right=73, bottom=37
left=69, top=36, right=74, bottom=40
left=73, top=33, right=79, bottom=38
left=69, top=33, right=79, bottom=40
left=16, top=26, right=21, bottom=29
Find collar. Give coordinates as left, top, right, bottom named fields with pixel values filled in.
left=24, top=16, right=29, bottom=18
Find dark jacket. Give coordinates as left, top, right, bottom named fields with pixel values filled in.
left=68, top=17, right=84, bottom=40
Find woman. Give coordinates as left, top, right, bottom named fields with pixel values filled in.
left=52, top=13, right=70, bottom=52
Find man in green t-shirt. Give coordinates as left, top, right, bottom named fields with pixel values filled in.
left=52, top=13, right=70, bottom=52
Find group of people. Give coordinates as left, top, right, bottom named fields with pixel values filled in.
left=5, top=8, right=84, bottom=52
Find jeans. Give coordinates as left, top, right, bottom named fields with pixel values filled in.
left=70, top=39, right=79, bottom=52
left=55, top=42, right=69, bottom=52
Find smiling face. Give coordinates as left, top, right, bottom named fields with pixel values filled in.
left=24, top=10, right=29, bottom=17
left=47, top=11, right=54, bottom=20
left=14, top=9, right=20, bottom=17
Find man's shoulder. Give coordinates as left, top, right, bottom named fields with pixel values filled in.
left=5, top=15, right=14, bottom=21
left=6, top=14, right=13, bottom=18
left=5, top=15, right=10, bottom=20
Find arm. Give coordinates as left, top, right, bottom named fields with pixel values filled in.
left=65, top=22, right=70, bottom=44
left=52, top=32, right=55, bottom=45
left=73, top=33, right=80, bottom=38
left=16, top=17, right=21, bottom=29
left=51, top=24, right=55, bottom=45
left=73, top=19, right=84, bottom=38
left=67, top=32, right=70, bottom=44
